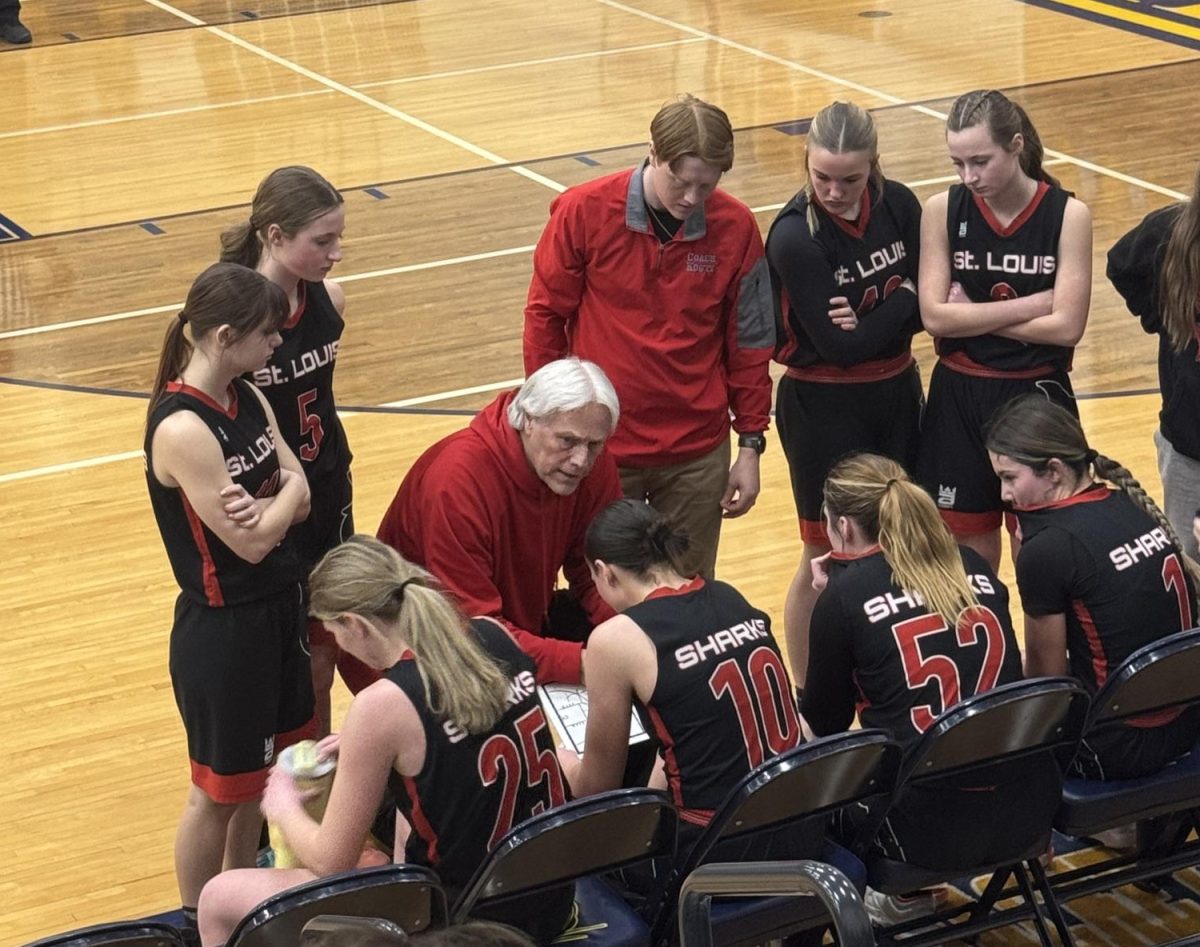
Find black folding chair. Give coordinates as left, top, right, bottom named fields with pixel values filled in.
left=865, top=677, right=1090, bottom=947
left=650, top=729, right=902, bottom=947
left=24, top=922, right=187, bottom=947
left=676, top=861, right=875, bottom=947
left=452, top=787, right=677, bottom=947
left=225, top=864, right=446, bottom=947
left=1048, top=627, right=1200, bottom=927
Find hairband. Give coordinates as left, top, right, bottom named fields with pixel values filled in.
left=177, top=312, right=188, bottom=325
left=396, top=578, right=422, bottom=602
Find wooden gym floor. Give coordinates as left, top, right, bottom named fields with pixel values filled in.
left=4, top=0, right=1200, bottom=942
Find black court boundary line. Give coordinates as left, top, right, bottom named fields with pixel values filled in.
left=0, top=0, right=418, bottom=54
left=0, top=374, right=477, bottom=415
left=1014, top=0, right=1200, bottom=52
left=12, top=48, right=1192, bottom=245
left=0, top=374, right=1161, bottom=411
left=12, top=49, right=1200, bottom=243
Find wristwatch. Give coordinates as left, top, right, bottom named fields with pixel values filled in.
left=737, top=432, right=767, bottom=455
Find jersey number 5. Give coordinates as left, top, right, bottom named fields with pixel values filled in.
left=297, top=388, right=325, bottom=462
left=892, top=606, right=1007, bottom=733
left=478, top=707, right=567, bottom=849
left=710, top=647, right=800, bottom=769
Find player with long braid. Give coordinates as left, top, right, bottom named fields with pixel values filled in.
left=987, top=395, right=1200, bottom=779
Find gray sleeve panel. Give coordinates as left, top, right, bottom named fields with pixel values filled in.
left=737, top=256, right=776, bottom=349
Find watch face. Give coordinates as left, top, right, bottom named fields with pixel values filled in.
left=739, top=434, right=766, bottom=454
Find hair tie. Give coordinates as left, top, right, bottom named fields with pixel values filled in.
left=395, top=578, right=422, bottom=602
left=1085, top=449, right=1098, bottom=464
left=177, top=311, right=188, bottom=326
left=884, top=478, right=900, bottom=489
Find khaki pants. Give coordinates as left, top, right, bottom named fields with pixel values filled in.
left=619, top=438, right=731, bottom=578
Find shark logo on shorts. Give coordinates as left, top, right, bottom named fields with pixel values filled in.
left=263, top=735, right=275, bottom=765
left=937, top=485, right=957, bottom=509
left=959, top=221, right=968, bottom=237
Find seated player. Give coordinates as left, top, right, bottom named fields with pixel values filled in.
left=197, top=537, right=572, bottom=946
left=561, top=500, right=819, bottom=865
left=987, top=394, right=1200, bottom=780
left=800, top=453, right=1025, bottom=923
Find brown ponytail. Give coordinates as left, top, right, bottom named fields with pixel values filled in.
left=946, top=90, right=1060, bottom=188
left=1158, top=163, right=1200, bottom=354
left=219, top=166, right=343, bottom=270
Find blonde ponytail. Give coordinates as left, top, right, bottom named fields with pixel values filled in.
left=310, top=536, right=512, bottom=733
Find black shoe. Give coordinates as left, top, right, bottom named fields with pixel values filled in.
left=0, top=18, right=31, bottom=44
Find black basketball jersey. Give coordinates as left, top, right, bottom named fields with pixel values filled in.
left=248, top=280, right=351, bottom=481
left=144, top=378, right=302, bottom=606
left=767, top=179, right=922, bottom=379
left=938, top=182, right=1072, bottom=373
left=1015, top=485, right=1196, bottom=692
left=387, top=619, right=568, bottom=890
left=629, top=578, right=800, bottom=827
left=802, top=547, right=1022, bottom=749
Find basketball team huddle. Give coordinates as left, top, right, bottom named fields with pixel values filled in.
left=141, top=91, right=1200, bottom=944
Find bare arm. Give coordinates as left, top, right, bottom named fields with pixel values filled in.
left=325, top=278, right=347, bottom=317
left=569, top=616, right=656, bottom=797
left=151, top=407, right=308, bottom=564
left=1022, top=612, right=1069, bottom=678
left=919, top=190, right=1054, bottom=338
left=262, top=682, right=420, bottom=876
left=994, top=198, right=1092, bottom=347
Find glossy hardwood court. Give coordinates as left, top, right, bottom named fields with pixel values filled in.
left=4, top=0, right=1200, bottom=942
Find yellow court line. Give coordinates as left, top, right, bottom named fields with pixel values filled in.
left=1043, top=0, right=1200, bottom=40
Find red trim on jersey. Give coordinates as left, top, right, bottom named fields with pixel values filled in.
left=974, top=181, right=1050, bottom=238
left=403, top=775, right=441, bottom=866
left=181, top=494, right=224, bottom=606
left=939, top=509, right=1003, bottom=535
left=829, top=545, right=882, bottom=563
left=937, top=352, right=1056, bottom=380
left=816, top=189, right=872, bottom=240
left=800, top=518, right=829, bottom=546
left=784, top=353, right=914, bottom=384
left=190, top=760, right=267, bottom=804
left=1128, top=707, right=1184, bottom=729
left=1018, top=483, right=1109, bottom=513
left=1072, top=599, right=1109, bottom=689
left=648, top=705, right=700, bottom=825
left=283, top=280, right=308, bottom=331
left=166, top=379, right=240, bottom=419
left=645, top=577, right=706, bottom=601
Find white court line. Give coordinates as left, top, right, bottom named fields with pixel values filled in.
left=592, top=0, right=1187, bottom=201
left=0, top=39, right=703, bottom=144
left=357, top=38, right=706, bottom=89
left=381, top=378, right=526, bottom=408
left=0, top=450, right=144, bottom=484
left=0, top=246, right=536, bottom=340
left=138, top=0, right=567, bottom=194
left=0, top=89, right=334, bottom=141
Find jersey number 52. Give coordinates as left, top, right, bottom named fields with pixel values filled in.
left=892, top=606, right=1008, bottom=733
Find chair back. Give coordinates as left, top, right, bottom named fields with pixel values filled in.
left=900, top=677, right=1089, bottom=783
left=452, top=787, right=677, bottom=919
left=226, top=865, right=445, bottom=947
left=24, top=923, right=186, bottom=947
left=697, top=730, right=900, bottom=864
left=1085, top=626, right=1200, bottom=728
